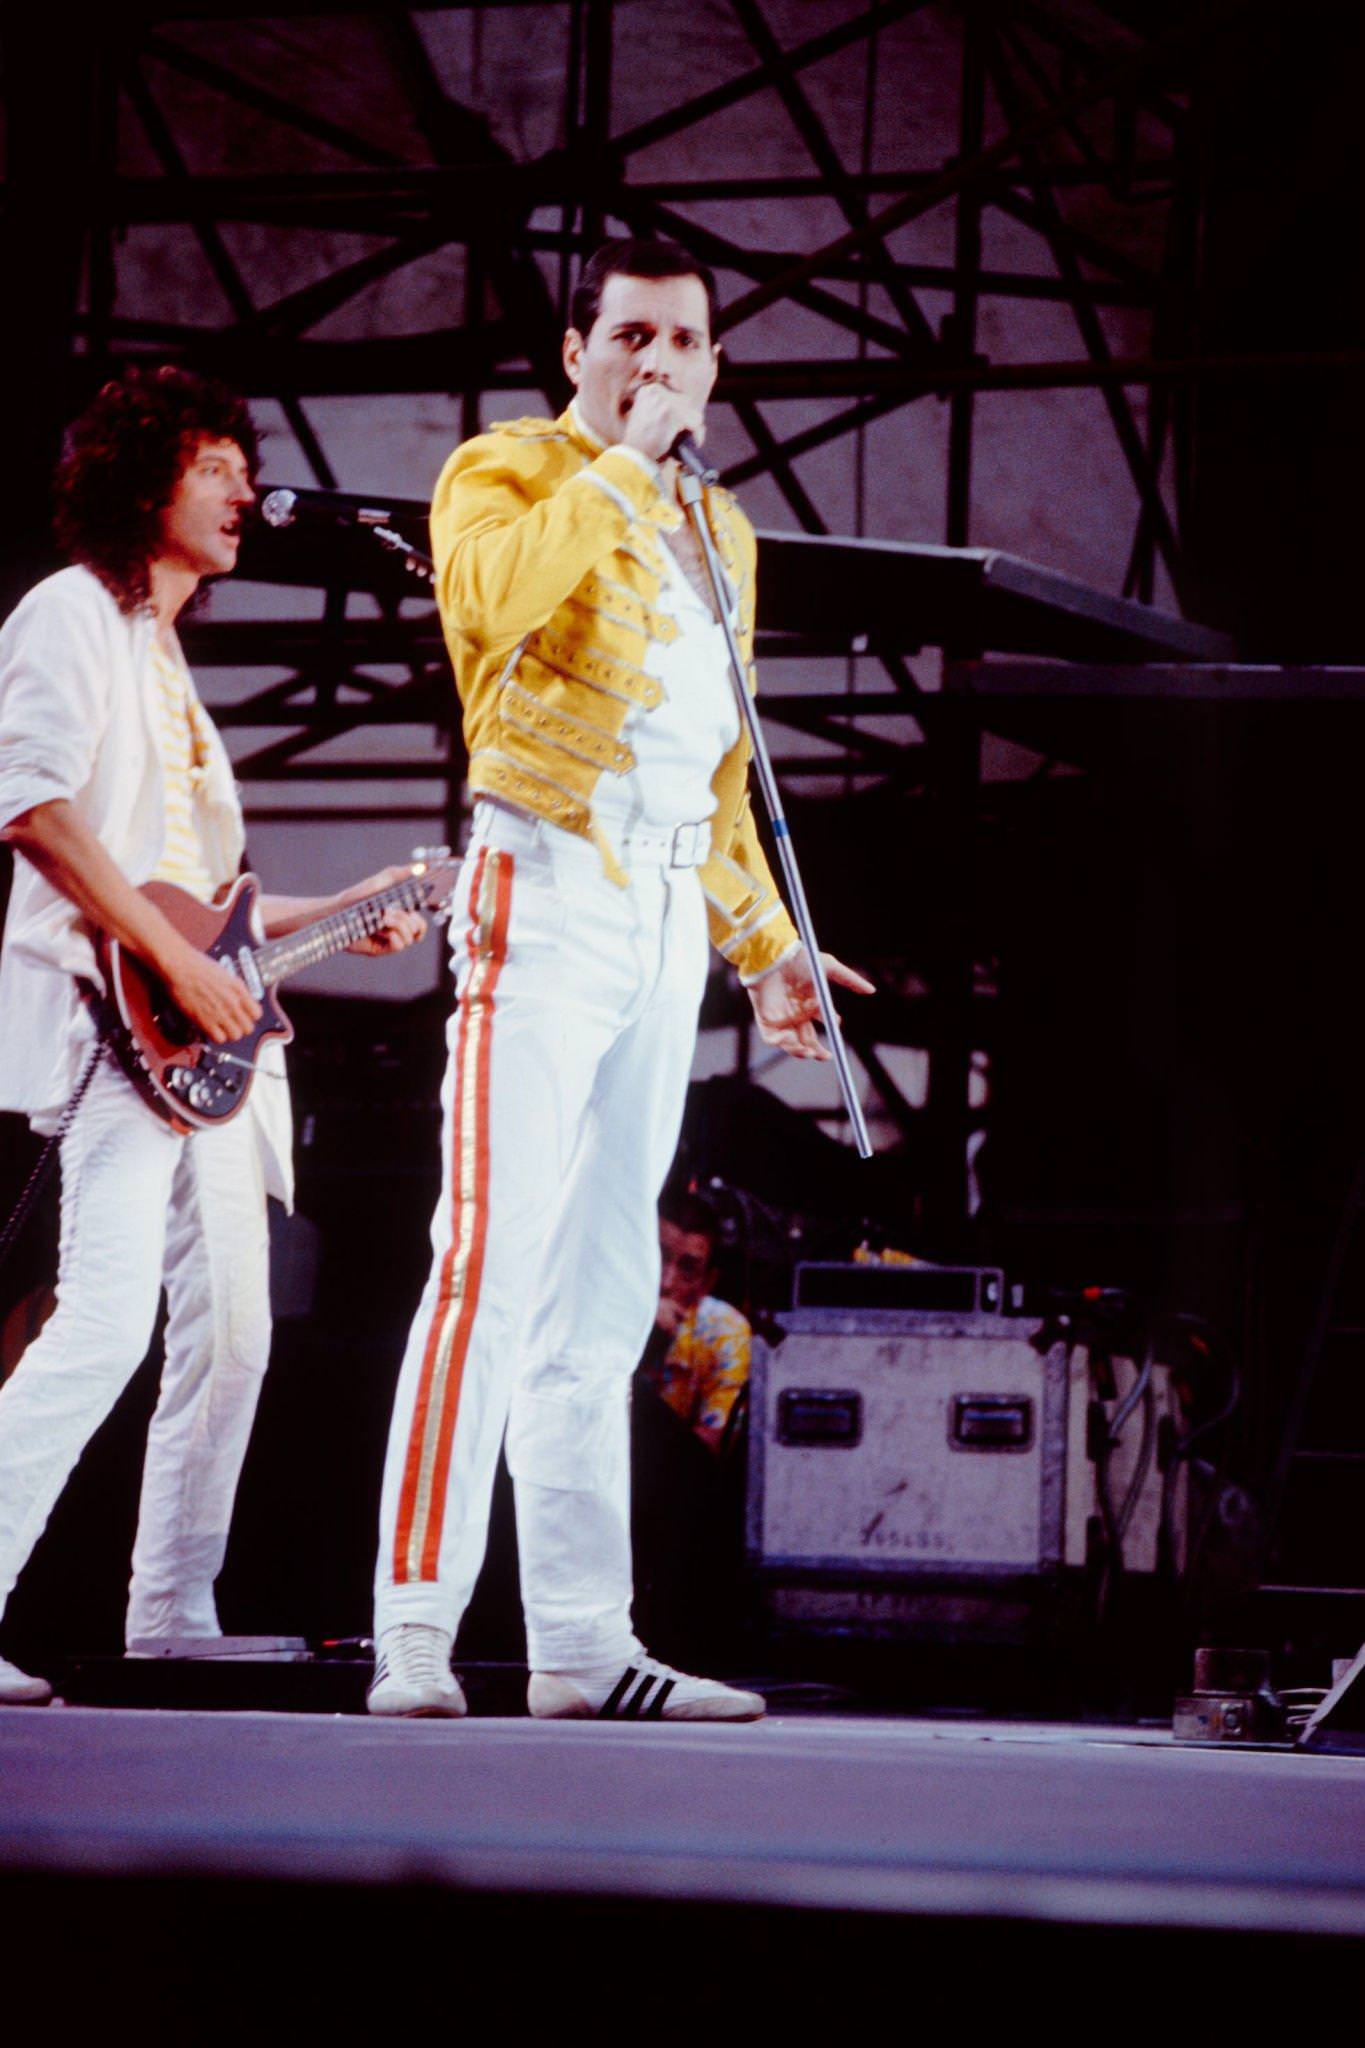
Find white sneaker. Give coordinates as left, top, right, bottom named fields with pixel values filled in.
left=0, top=1654, right=53, bottom=1706
left=367, top=1624, right=466, bottom=1717
left=529, top=1652, right=765, bottom=1723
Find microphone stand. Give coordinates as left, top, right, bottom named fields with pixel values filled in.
left=674, top=449, right=873, bottom=1160
left=258, top=489, right=434, bottom=586
left=371, top=526, right=434, bottom=586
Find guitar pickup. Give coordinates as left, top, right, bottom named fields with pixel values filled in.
left=235, top=949, right=264, bottom=999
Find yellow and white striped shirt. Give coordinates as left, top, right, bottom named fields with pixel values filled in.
left=148, top=639, right=216, bottom=904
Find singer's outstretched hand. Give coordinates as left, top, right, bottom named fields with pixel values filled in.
left=748, top=947, right=875, bottom=1061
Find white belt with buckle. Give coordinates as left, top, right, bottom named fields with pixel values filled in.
left=617, top=819, right=710, bottom=869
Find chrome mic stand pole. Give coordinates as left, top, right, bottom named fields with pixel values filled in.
left=675, top=452, right=873, bottom=1160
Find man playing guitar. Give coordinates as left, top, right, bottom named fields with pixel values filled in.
left=0, top=364, right=426, bottom=1703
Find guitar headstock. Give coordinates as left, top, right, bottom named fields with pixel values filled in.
left=408, top=845, right=460, bottom=922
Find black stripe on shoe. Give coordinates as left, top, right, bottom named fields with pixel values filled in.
left=597, top=1667, right=639, bottom=1718
left=643, top=1678, right=675, bottom=1720
left=621, top=1673, right=659, bottom=1718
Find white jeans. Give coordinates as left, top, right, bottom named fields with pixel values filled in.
left=0, top=1056, right=272, bottom=1643
left=374, top=803, right=709, bottom=1669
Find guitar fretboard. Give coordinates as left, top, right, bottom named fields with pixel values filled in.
left=252, top=871, right=445, bottom=986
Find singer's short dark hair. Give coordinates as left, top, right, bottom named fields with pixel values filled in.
left=53, top=362, right=259, bottom=615
left=570, top=239, right=718, bottom=341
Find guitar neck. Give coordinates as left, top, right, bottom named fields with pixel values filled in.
left=252, top=871, right=439, bottom=987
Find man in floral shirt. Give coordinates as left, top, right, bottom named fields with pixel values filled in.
left=638, top=1187, right=750, bottom=1455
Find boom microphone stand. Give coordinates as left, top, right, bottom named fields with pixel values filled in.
left=673, top=437, right=873, bottom=1160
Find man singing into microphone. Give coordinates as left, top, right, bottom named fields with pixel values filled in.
left=370, top=237, right=870, bottom=1722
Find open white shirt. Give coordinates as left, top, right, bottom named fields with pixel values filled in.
left=0, top=565, right=292, bottom=1203
left=568, top=403, right=741, bottom=853
left=591, top=540, right=741, bottom=853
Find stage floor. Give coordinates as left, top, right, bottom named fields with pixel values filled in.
left=3, top=1703, right=1363, bottom=1939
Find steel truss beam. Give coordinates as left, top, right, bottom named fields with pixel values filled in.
left=1, top=2, right=1259, bottom=1225
left=74, top=163, right=1178, bottom=228
left=30, top=0, right=1241, bottom=614
left=983, top=16, right=1189, bottom=606
left=715, top=6, right=1235, bottom=334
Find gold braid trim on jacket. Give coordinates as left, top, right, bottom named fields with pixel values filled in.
left=430, top=407, right=799, bottom=982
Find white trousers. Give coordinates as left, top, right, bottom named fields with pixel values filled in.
left=0, top=1056, right=272, bottom=1643
left=374, top=803, right=709, bottom=1669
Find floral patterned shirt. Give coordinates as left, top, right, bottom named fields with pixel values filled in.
left=638, top=1296, right=752, bottom=1454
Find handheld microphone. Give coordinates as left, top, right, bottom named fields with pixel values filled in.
left=259, top=488, right=398, bottom=531
left=669, top=432, right=718, bottom=486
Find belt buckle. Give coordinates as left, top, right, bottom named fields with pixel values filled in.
left=670, top=821, right=704, bottom=868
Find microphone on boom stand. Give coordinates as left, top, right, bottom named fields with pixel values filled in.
left=669, top=439, right=873, bottom=1158
left=668, top=431, right=719, bottom=487
left=257, top=488, right=433, bottom=583
left=259, top=488, right=397, bottom=531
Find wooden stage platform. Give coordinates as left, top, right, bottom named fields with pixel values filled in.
left=4, top=1701, right=1363, bottom=2031
left=3, top=1704, right=1363, bottom=1936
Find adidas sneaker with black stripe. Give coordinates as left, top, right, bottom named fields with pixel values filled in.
left=528, top=1652, right=765, bottom=1722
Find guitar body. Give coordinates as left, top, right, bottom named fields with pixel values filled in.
left=97, top=875, right=292, bottom=1134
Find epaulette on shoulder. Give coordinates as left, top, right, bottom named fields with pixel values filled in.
left=488, top=416, right=569, bottom=442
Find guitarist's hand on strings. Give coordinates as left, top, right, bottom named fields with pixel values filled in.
left=159, top=934, right=261, bottom=1045
left=336, top=865, right=428, bottom=955
left=1, top=798, right=261, bottom=1045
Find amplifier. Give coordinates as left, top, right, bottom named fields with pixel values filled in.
left=747, top=1308, right=1184, bottom=1634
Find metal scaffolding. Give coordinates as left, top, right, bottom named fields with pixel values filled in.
left=3, top=5, right=1226, bottom=605
left=0, top=0, right=1269, bottom=1217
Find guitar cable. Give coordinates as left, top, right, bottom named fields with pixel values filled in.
left=0, top=1040, right=108, bottom=1281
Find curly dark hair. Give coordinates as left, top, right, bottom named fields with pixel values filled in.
left=53, top=362, right=259, bottom=615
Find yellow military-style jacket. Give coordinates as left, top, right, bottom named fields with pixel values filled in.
left=430, top=405, right=799, bottom=985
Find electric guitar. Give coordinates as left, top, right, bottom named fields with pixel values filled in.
left=93, top=855, right=458, bottom=1133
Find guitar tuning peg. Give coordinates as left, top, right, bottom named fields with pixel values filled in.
left=410, top=844, right=451, bottom=865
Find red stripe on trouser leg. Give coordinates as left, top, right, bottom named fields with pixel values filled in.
left=415, top=851, right=513, bottom=1579
left=391, top=849, right=512, bottom=1584
left=391, top=846, right=487, bottom=1582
